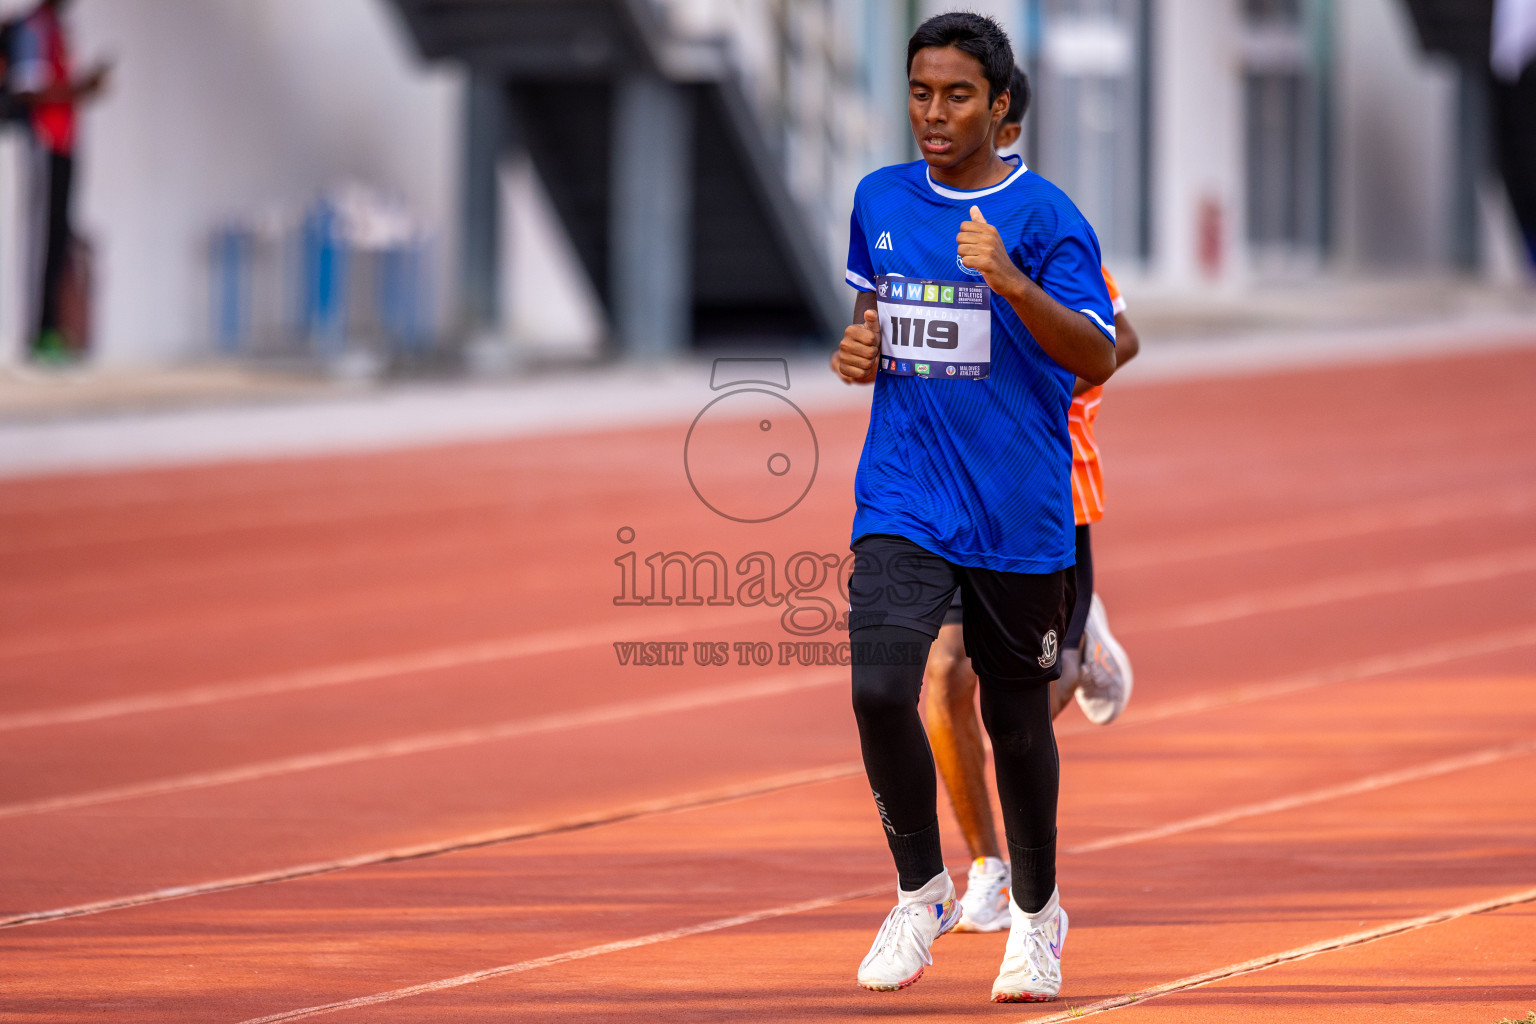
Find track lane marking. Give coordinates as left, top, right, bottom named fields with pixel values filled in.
left=8, top=536, right=1536, bottom=737
left=0, top=608, right=783, bottom=734
left=1025, top=886, right=1536, bottom=1023
left=232, top=884, right=891, bottom=1023
left=1105, top=487, right=1536, bottom=571
left=1119, top=543, right=1536, bottom=632
left=1065, top=737, right=1536, bottom=854
left=4, top=622, right=1535, bottom=824
left=0, top=669, right=843, bottom=820
left=6, top=635, right=1534, bottom=930
left=1103, top=623, right=1536, bottom=729
left=0, top=762, right=865, bottom=929
left=229, top=885, right=1536, bottom=1022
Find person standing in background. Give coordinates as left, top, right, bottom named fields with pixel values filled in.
left=1492, top=0, right=1536, bottom=269
left=9, top=0, right=108, bottom=362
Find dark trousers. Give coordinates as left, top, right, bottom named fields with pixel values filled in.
left=36, top=149, right=73, bottom=346
left=1494, top=63, right=1536, bottom=265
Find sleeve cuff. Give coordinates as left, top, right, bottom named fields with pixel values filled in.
left=1079, top=308, right=1118, bottom=343
left=845, top=269, right=875, bottom=292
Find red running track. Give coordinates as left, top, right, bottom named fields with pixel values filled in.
left=1, top=347, right=1534, bottom=1022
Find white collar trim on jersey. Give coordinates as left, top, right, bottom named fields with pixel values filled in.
left=925, top=155, right=1029, bottom=201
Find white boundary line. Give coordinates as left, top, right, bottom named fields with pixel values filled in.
left=0, top=626, right=626, bottom=733
left=0, top=670, right=843, bottom=820
left=1118, top=544, right=1536, bottom=632
left=6, top=627, right=1534, bottom=931
left=235, top=884, right=892, bottom=1023
left=1065, top=738, right=1536, bottom=854
left=1027, top=885, right=1536, bottom=1023
left=3, top=621, right=1534, bottom=825
left=230, top=884, right=1536, bottom=1023
left=0, top=610, right=777, bottom=734
left=8, top=531, right=1536, bottom=739
left=1104, top=623, right=1536, bottom=731
left=0, top=762, right=865, bottom=930
left=1106, top=488, right=1536, bottom=572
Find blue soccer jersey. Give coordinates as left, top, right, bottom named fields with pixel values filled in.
left=845, top=156, right=1115, bottom=574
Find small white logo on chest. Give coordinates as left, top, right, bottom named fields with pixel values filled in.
left=875, top=231, right=894, bottom=251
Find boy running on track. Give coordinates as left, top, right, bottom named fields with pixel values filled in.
left=832, top=13, right=1117, bottom=1002
left=930, top=65, right=1141, bottom=936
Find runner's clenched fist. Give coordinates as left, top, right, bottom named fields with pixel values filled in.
left=834, top=309, right=881, bottom=384
left=956, top=205, right=1025, bottom=296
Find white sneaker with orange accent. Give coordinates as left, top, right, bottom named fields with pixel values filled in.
left=1075, top=594, right=1133, bottom=725
left=953, top=856, right=1011, bottom=932
left=990, top=888, right=1067, bottom=1003
left=856, top=871, right=961, bottom=991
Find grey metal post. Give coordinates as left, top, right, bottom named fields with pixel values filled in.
left=1451, top=63, right=1488, bottom=273
left=462, top=69, right=505, bottom=338
left=610, top=73, right=695, bottom=360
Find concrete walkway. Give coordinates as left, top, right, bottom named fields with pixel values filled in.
left=1, top=309, right=1533, bottom=481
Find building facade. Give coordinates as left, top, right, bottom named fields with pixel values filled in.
left=0, top=0, right=1521, bottom=369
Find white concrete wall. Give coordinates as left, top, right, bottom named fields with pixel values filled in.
left=1150, top=0, right=1244, bottom=290
left=1332, top=0, right=1459, bottom=272
left=2, top=0, right=463, bottom=367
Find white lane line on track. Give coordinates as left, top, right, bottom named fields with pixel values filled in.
left=1107, top=623, right=1536, bottom=729
left=232, top=886, right=1536, bottom=1023
left=1103, top=488, right=1536, bottom=572
left=0, top=761, right=866, bottom=929
left=1065, top=738, right=1536, bottom=854
left=4, top=621, right=1535, bottom=825
left=0, top=670, right=842, bottom=821
left=0, top=627, right=618, bottom=733
left=7, top=626, right=1536, bottom=931
left=9, top=541, right=1534, bottom=740
left=1025, top=885, right=1536, bottom=1023
left=0, top=609, right=783, bottom=734
left=233, top=884, right=891, bottom=1023
left=1118, top=543, right=1536, bottom=632
left=1099, top=491, right=1536, bottom=574
left=0, top=590, right=788, bottom=733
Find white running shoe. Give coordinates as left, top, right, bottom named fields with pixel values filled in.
left=953, top=857, right=1011, bottom=932
left=856, top=871, right=962, bottom=991
left=1075, top=594, right=1133, bottom=725
left=990, top=888, right=1068, bottom=1003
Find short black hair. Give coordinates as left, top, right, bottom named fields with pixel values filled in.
left=906, top=12, right=1015, bottom=104
left=1001, top=65, right=1032, bottom=125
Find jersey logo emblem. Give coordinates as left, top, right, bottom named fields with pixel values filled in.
left=1038, top=629, right=1059, bottom=669
left=957, top=254, right=983, bottom=276
left=875, top=231, right=894, bottom=251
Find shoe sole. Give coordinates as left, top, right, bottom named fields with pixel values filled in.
left=858, top=966, right=924, bottom=991
left=1080, top=596, right=1133, bottom=725
left=857, top=904, right=962, bottom=991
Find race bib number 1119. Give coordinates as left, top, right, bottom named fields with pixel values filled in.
left=875, top=275, right=991, bottom=380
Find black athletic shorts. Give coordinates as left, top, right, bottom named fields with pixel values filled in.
left=847, top=533, right=1075, bottom=686
left=944, top=524, right=1093, bottom=650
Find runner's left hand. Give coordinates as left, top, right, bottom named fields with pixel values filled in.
left=957, top=206, right=1024, bottom=294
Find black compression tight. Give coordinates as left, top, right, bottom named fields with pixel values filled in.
left=851, top=624, right=1059, bottom=909
left=979, top=671, right=1059, bottom=911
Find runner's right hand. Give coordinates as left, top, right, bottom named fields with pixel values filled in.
left=835, top=310, right=880, bottom=385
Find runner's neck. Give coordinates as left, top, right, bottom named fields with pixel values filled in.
left=928, top=150, right=1015, bottom=193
